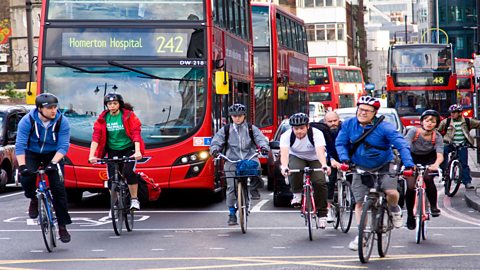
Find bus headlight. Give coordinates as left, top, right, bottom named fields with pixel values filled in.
left=173, top=151, right=210, bottom=165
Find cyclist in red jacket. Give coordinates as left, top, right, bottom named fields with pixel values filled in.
left=88, top=92, right=145, bottom=210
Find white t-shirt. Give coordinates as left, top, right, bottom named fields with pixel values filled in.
left=279, top=128, right=326, bottom=161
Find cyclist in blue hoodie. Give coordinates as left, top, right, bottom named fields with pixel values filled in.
left=335, top=96, right=414, bottom=251
left=15, top=93, right=71, bottom=243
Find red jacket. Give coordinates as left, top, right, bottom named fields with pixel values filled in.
left=92, top=109, right=145, bottom=158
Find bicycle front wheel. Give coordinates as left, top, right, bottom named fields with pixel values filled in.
left=38, top=195, right=54, bottom=252
left=304, top=185, right=313, bottom=241
left=111, top=183, right=124, bottom=236
left=377, top=205, right=392, bottom=257
left=340, top=181, right=354, bottom=233
left=237, top=181, right=248, bottom=234
left=358, top=199, right=375, bottom=263
left=446, top=160, right=462, bottom=197
left=415, top=190, right=423, bottom=244
left=124, top=191, right=134, bottom=232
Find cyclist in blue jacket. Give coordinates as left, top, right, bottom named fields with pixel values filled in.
left=15, top=93, right=72, bottom=243
left=335, top=96, right=414, bottom=251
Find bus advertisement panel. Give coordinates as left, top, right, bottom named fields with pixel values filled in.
left=386, top=44, right=457, bottom=127
left=252, top=3, right=309, bottom=141
left=455, top=58, right=474, bottom=118
left=37, top=0, right=254, bottom=201
left=308, top=64, right=365, bottom=111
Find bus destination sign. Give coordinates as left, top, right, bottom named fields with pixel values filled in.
left=61, top=31, right=189, bottom=57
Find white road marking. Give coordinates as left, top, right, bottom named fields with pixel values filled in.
left=251, top=199, right=269, bottom=212
left=217, top=234, right=230, bottom=237
left=0, top=237, right=10, bottom=240
left=392, top=246, right=405, bottom=248
left=26, top=219, right=37, bottom=225
left=151, top=248, right=165, bottom=251
left=30, top=250, right=44, bottom=253
left=452, top=245, right=467, bottom=248
left=209, top=247, right=225, bottom=250
left=272, top=247, right=287, bottom=249
left=91, top=249, right=105, bottom=252
left=0, top=191, right=23, bottom=199
left=331, top=246, right=344, bottom=249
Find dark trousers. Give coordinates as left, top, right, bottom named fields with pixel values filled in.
left=327, top=167, right=338, bottom=201
left=20, top=151, right=72, bottom=226
left=107, top=147, right=137, bottom=185
left=442, top=144, right=471, bottom=185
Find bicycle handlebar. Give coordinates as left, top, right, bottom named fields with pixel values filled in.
left=287, top=167, right=328, bottom=174
left=214, top=152, right=259, bottom=163
left=96, top=156, right=136, bottom=165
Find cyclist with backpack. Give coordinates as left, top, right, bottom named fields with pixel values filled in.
left=437, top=104, right=480, bottom=190
left=279, top=113, right=332, bottom=228
left=210, top=104, right=269, bottom=225
left=404, top=110, right=443, bottom=230
left=335, top=96, right=414, bottom=250
left=15, top=93, right=72, bottom=243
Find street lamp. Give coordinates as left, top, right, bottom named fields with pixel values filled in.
left=94, top=83, right=118, bottom=97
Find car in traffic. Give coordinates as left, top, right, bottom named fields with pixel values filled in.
left=0, top=105, right=29, bottom=191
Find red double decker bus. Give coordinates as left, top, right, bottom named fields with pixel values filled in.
left=251, top=2, right=309, bottom=140
left=386, top=44, right=457, bottom=127
left=308, top=63, right=365, bottom=111
left=455, top=58, right=474, bottom=118
left=35, top=0, right=254, bottom=201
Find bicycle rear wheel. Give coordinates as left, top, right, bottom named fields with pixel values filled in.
left=340, top=181, right=354, bottom=233
left=38, top=195, right=54, bottom=252
left=358, top=199, right=375, bottom=263
left=111, top=182, right=124, bottom=236
left=377, top=205, right=392, bottom=257
left=124, top=191, right=134, bottom=232
left=415, top=191, right=424, bottom=244
left=446, top=160, right=462, bottom=197
left=237, top=181, right=248, bottom=234
left=304, top=185, right=313, bottom=241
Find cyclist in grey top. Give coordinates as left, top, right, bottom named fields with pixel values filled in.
left=210, top=104, right=269, bottom=225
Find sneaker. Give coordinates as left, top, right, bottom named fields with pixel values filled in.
left=317, top=217, right=327, bottom=229
left=108, top=211, right=112, bottom=219
left=291, top=193, right=302, bottom=207
left=130, top=198, right=140, bottom=210
left=28, top=197, right=39, bottom=219
left=348, top=236, right=359, bottom=251
left=406, top=216, right=416, bottom=230
left=465, top=183, right=475, bottom=190
left=326, top=207, right=335, bottom=223
left=431, top=207, right=441, bottom=217
left=227, top=215, right=237, bottom=226
left=58, top=225, right=71, bottom=243
left=391, top=206, right=403, bottom=229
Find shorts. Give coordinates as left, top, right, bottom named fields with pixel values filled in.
left=351, top=162, right=398, bottom=202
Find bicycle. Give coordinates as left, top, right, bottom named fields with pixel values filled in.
left=344, top=165, right=401, bottom=263
left=97, top=156, right=136, bottom=236
left=404, top=165, right=440, bottom=244
left=443, top=143, right=475, bottom=197
left=215, top=152, right=260, bottom=234
left=333, top=169, right=354, bottom=233
left=16, top=163, right=64, bottom=252
left=287, top=166, right=328, bottom=241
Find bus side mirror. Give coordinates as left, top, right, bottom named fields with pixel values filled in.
left=26, top=82, right=37, bottom=105
left=278, top=86, right=288, bottom=100
left=215, top=71, right=229, bottom=95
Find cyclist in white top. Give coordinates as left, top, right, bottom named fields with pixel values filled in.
left=279, top=113, right=331, bottom=228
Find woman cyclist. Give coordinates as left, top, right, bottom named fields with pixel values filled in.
left=88, top=92, right=145, bottom=210
left=404, top=109, right=443, bottom=230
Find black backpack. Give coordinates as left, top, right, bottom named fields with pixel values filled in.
left=223, top=123, right=257, bottom=152
left=289, top=122, right=336, bottom=159
left=27, top=114, right=63, bottom=147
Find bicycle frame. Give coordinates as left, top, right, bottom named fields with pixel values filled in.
left=413, top=166, right=429, bottom=223
left=301, top=173, right=317, bottom=217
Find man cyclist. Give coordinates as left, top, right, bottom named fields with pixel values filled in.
left=279, top=113, right=331, bottom=229
left=335, top=96, right=414, bottom=250
left=15, top=93, right=72, bottom=243
left=404, top=110, right=443, bottom=230
left=210, top=104, right=269, bottom=225
left=438, top=104, right=480, bottom=190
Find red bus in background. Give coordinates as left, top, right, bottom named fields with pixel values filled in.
left=455, top=58, right=474, bottom=118
left=386, top=44, right=457, bottom=127
left=308, top=63, right=365, bottom=111
left=251, top=2, right=309, bottom=141
left=36, top=0, right=254, bottom=201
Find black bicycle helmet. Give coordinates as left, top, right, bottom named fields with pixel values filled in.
left=289, top=112, right=309, bottom=126
left=35, top=93, right=58, bottom=108
left=104, top=92, right=124, bottom=107
left=420, top=109, right=441, bottom=128
left=228, top=104, right=247, bottom=116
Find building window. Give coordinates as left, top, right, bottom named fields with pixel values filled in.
left=337, top=23, right=344, bottom=40
left=316, top=24, right=326, bottom=40
left=326, top=24, right=336, bottom=40
left=307, top=24, right=315, bottom=41
left=305, top=0, right=314, bottom=7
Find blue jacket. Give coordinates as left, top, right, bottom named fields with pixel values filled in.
left=15, top=109, right=70, bottom=156
left=335, top=116, right=414, bottom=169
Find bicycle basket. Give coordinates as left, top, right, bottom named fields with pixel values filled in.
left=236, top=160, right=260, bottom=176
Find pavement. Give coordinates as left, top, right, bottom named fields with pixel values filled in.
left=463, top=148, right=480, bottom=212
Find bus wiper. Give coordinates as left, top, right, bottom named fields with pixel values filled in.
left=55, top=60, right=126, bottom=73
left=108, top=61, right=199, bottom=82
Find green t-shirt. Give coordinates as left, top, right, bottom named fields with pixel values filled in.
left=105, top=112, right=133, bottom=150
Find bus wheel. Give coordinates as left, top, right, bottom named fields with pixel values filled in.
left=67, top=190, right=83, bottom=204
